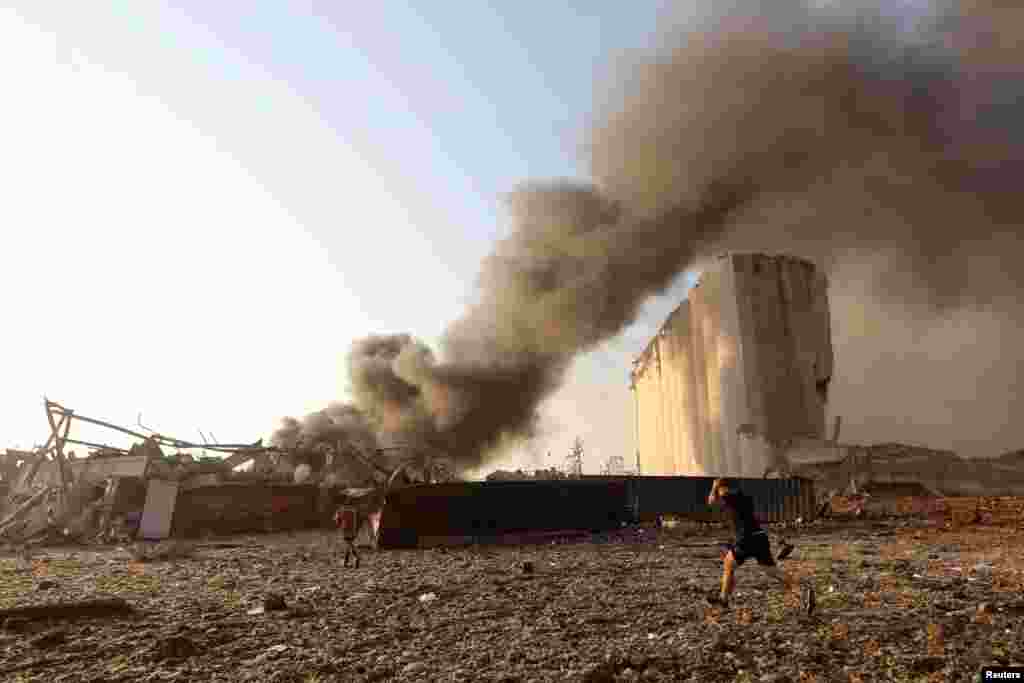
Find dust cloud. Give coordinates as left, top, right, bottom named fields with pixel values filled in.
left=275, top=1, right=1024, bottom=467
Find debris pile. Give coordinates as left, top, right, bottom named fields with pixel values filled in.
left=827, top=494, right=1024, bottom=529
left=485, top=468, right=569, bottom=481
left=2, top=521, right=1022, bottom=681
left=749, top=425, right=1024, bottom=502
left=0, top=400, right=445, bottom=548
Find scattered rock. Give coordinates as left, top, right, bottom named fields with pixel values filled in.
left=909, top=656, right=946, bottom=674
left=263, top=593, right=287, bottom=611
left=153, top=635, right=201, bottom=661
left=29, top=628, right=67, bottom=649
left=0, top=523, right=1019, bottom=681
left=2, top=618, right=29, bottom=633
left=402, top=661, right=427, bottom=675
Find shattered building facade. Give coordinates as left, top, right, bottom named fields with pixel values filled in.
left=630, top=253, right=833, bottom=478
left=0, top=401, right=407, bottom=547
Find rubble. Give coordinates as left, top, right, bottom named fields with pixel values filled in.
left=487, top=467, right=570, bottom=481
left=0, top=597, right=133, bottom=622
left=27, top=628, right=67, bottom=649
left=151, top=634, right=201, bottom=661
left=758, top=434, right=1024, bottom=499
left=826, top=494, right=1024, bottom=529
left=262, top=593, right=287, bottom=612
left=0, top=399, right=445, bottom=548
left=0, top=522, right=1021, bottom=681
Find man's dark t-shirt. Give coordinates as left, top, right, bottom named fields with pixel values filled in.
left=721, top=491, right=761, bottom=541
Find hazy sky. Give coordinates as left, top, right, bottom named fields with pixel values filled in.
left=1, top=2, right=690, bottom=472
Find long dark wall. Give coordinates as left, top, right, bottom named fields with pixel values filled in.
left=377, top=479, right=631, bottom=548
left=172, top=483, right=324, bottom=537
left=378, top=477, right=816, bottom=548
left=167, top=477, right=814, bottom=543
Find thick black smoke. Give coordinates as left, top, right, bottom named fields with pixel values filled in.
left=276, top=1, right=1024, bottom=466
left=271, top=401, right=377, bottom=452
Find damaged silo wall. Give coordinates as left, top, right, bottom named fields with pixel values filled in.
left=632, top=254, right=833, bottom=478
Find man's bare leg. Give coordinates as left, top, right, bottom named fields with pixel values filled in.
left=708, top=551, right=737, bottom=606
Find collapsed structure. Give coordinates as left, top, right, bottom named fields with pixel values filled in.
left=0, top=399, right=819, bottom=550
left=631, top=252, right=1024, bottom=503
left=631, top=253, right=833, bottom=478
left=0, top=400, right=445, bottom=547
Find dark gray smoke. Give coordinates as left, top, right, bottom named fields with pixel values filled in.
left=589, top=0, right=1024, bottom=457
left=276, top=1, right=1024, bottom=465
left=271, top=401, right=377, bottom=452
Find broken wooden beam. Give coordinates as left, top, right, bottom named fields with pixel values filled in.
left=44, top=400, right=72, bottom=499
left=63, top=438, right=128, bottom=454
left=46, top=402, right=263, bottom=455
left=0, top=488, right=50, bottom=535
left=0, top=597, right=133, bottom=622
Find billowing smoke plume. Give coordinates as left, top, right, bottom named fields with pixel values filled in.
left=588, top=0, right=1024, bottom=457
left=271, top=401, right=377, bottom=452
left=276, top=1, right=1024, bottom=465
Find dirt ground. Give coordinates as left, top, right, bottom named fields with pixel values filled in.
left=1, top=517, right=1022, bottom=682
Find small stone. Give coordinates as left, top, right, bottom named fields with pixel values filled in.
left=403, top=662, right=427, bottom=674
left=30, top=628, right=67, bottom=649
left=2, top=618, right=29, bottom=633
left=263, top=593, right=287, bottom=611
left=153, top=635, right=200, bottom=660
left=36, top=579, right=57, bottom=591
left=522, top=561, right=534, bottom=574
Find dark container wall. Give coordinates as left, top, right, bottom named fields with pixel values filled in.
left=378, top=479, right=631, bottom=549
left=377, top=477, right=814, bottom=548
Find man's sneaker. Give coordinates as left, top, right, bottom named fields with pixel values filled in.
left=799, top=583, right=816, bottom=616
left=705, top=593, right=729, bottom=608
left=777, top=542, right=795, bottom=561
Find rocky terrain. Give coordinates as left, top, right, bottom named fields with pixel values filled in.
left=1, top=518, right=1022, bottom=682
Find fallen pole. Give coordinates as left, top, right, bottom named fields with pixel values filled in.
left=0, top=489, right=50, bottom=536
left=62, top=438, right=128, bottom=454
left=46, top=401, right=265, bottom=455
left=0, top=597, right=134, bottom=621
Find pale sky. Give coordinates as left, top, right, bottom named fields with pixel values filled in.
left=1, top=2, right=686, bottom=473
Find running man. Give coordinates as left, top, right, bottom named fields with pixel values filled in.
left=705, top=477, right=814, bottom=614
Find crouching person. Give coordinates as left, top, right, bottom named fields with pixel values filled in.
left=334, top=506, right=360, bottom=568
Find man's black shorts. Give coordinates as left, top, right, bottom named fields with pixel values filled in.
left=726, top=531, right=775, bottom=566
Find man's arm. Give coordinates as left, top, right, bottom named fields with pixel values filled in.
left=707, top=478, right=725, bottom=506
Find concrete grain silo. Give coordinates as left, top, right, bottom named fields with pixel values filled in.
left=630, top=254, right=833, bottom=477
